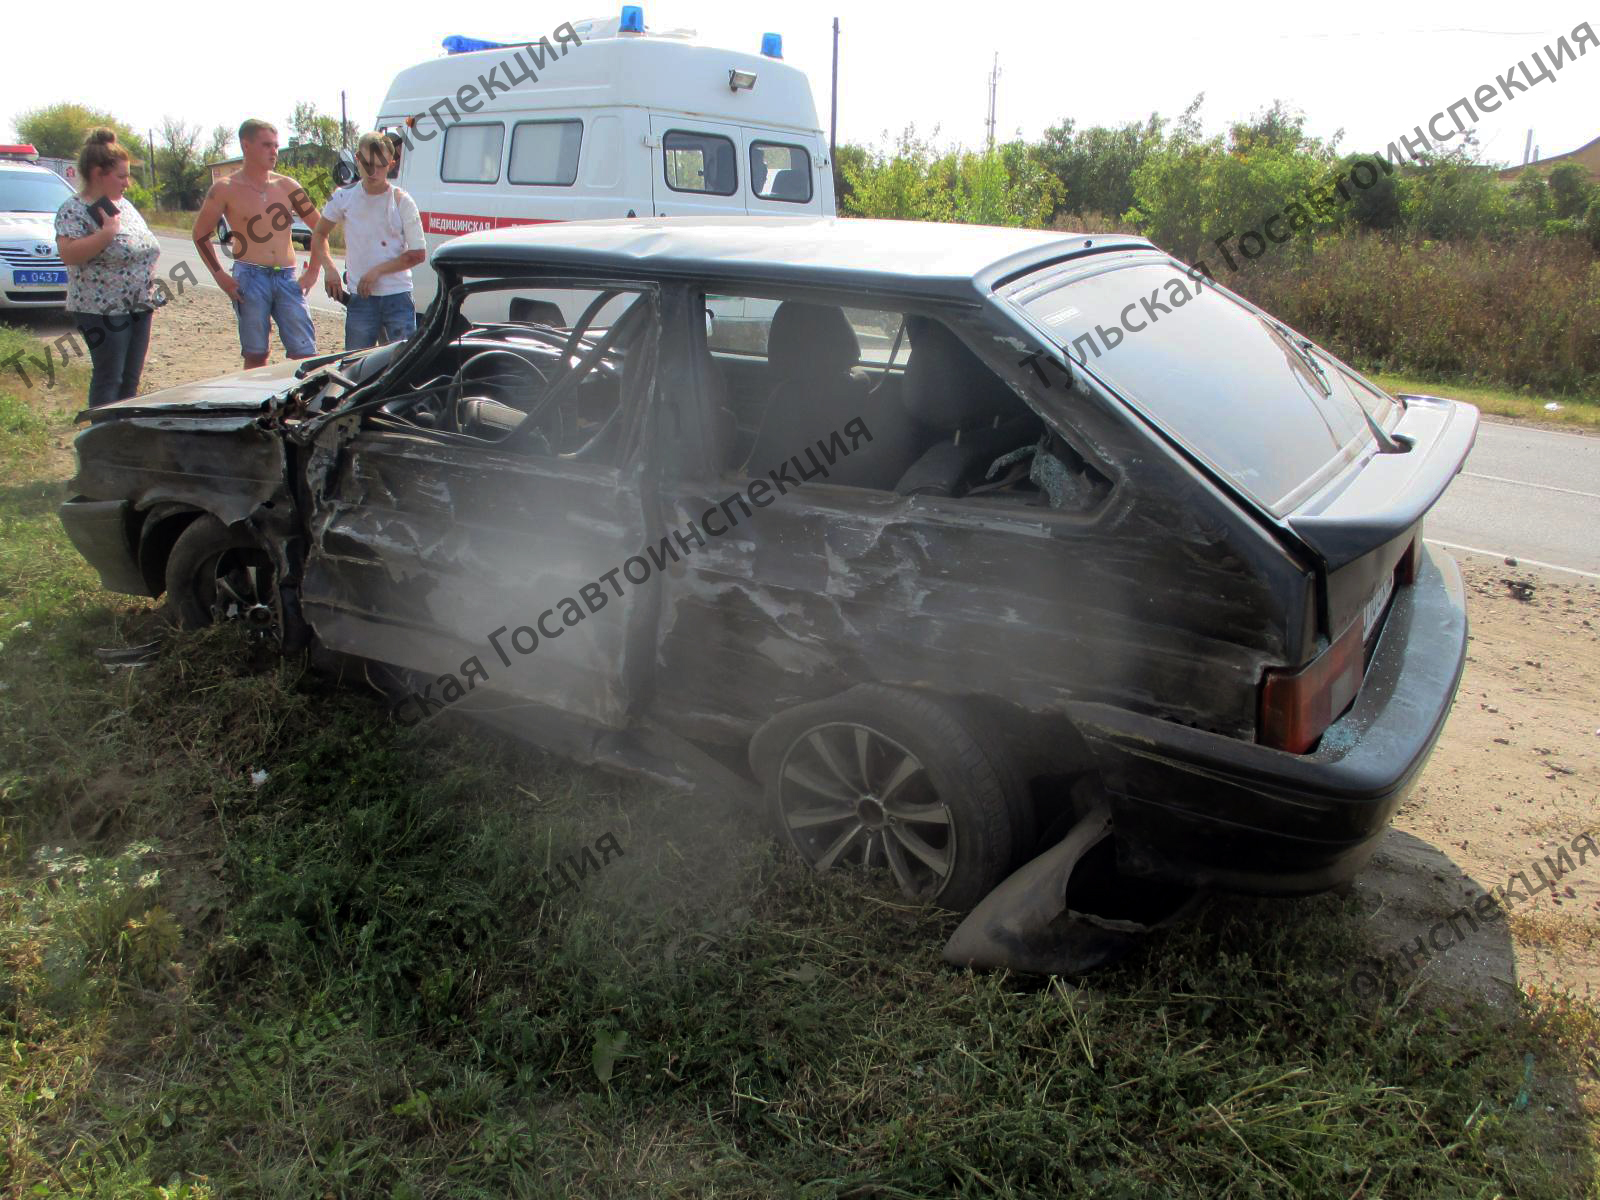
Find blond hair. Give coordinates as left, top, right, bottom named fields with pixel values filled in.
left=77, top=127, right=130, bottom=191
left=356, top=131, right=392, bottom=161
left=238, top=118, right=277, bottom=146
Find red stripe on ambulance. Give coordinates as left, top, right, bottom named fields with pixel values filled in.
left=421, top=212, right=560, bottom=237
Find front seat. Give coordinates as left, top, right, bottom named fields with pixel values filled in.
left=894, top=316, right=1037, bottom=496
left=742, top=302, right=923, bottom=489
left=766, top=168, right=808, bottom=201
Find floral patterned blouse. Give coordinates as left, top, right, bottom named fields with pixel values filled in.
left=54, top=195, right=161, bottom=315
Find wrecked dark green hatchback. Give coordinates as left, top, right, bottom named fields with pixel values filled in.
left=60, top=217, right=1476, bottom=971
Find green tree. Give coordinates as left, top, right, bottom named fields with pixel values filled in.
left=204, top=125, right=234, bottom=166
left=154, top=117, right=208, bottom=210
left=1398, top=147, right=1504, bottom=239
left=1035, top=113, right=1163, bottom=221
left=831, top=143, right=868, bottom=213
left=1546, top=162, right=1594, bottom=219
left=286, top=102, right=342, bottom=172
left=1339, top=151, right=1401, bottom=231
left=1228, top=99, right=1313, bottom=155
left=14, top=102, right=146, bottom=162
left=840, top=127, right=952, bottom=221
left=1127, top=96, right=1333, bottom=260
left=1505, top=168, right=1552, bottom=229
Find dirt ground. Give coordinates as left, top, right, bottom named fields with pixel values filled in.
left=38, top=289, right=1600, bottom=1007
left=138, top=286, right=346, bottom=393
left=1352, top=559, right=1600, bottom=1006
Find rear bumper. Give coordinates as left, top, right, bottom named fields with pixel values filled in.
left=58, top=497, right=153, bottom=596
left=1069, top=542, right=1467, bottom=894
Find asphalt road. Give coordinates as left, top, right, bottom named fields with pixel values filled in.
left=153, top=233, right=346, bottom=314
left=1427, top=420, right=1600, bottom=578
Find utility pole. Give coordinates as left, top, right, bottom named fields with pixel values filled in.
left=148, top=128, right=157, bottom=194
left=985, top=53, right=1000, bottom=151
left=341, top=91, right=349, bottom=149
left=829, top=18, right=839, bottom=163
left=1523, top=128, right=1534, bottom=165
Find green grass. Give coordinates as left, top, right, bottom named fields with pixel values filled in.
left=1, top=321, right=1596, bottom=1197
left=142, top=209, right=197, bottom=235
left=1372, top=371, right=1600, bottom=431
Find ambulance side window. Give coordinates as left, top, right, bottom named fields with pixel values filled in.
left=441, top=123, right=505, bottom=184
left=509, top=120, right=583, bottom=186
left=750, top=142, right=812, bottom=203
left=663, top=131, right=737, bottom=196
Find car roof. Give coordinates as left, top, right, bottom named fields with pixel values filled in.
left=0, top=161, right=67, bottom=177
left=433, top=216, right=1157, bottom=301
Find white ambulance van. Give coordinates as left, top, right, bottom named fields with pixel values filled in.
left=371, top=7, right=837, bottom=313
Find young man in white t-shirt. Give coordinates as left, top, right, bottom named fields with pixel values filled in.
left=312, top=132, right=426, bottom=350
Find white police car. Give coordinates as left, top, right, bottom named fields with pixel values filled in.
left=0, top=161, right=75, bottom=310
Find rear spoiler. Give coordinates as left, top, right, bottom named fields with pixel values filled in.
left=1287, top=395, right=1478, bottom=571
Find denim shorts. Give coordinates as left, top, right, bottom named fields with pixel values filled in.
left=232, top=262, right=316, bottom=358
left=345, top=290, right=417, bottom=351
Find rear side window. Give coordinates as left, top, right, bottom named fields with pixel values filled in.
left=663, top=130, right=737, bottom=195
left=750, top=142, right=812, bottom=203
left=509, top=120, right=583, bottom=186
left=441, top=123, right=504, bottom=183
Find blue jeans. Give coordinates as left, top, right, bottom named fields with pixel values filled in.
left=74, top=309, right=153, bottom=407
left=231, top=262, right=317, bottom=358
left=345, top=291, right=417, bottom=351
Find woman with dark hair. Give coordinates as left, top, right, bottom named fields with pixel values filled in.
left=54, top=128, right=161, bottom=406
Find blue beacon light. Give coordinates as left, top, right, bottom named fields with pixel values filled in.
left=442, top=35, right=511, bottom=54
left=760, top=32, right=783, bottom=59
left=620, top=6, right=645, bottom=33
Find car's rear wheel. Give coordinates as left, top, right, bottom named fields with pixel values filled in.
left=163, top=515, right=281, bottom=644
left=763, top=686, right=1026, bottom=912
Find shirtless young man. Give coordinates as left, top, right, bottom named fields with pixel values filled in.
left=192, top=118, right=324, bottom=368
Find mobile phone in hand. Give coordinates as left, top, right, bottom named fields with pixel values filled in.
left=87, top=195, right=117, bottom=226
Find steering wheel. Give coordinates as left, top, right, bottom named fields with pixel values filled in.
left=451, top=349, right=553, bottom=438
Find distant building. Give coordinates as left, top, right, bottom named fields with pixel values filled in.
left=1498, top=135, right=1600, bottom=180
left=207, top=156, right=245, bottom=184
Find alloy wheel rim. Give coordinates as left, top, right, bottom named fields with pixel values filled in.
left=777, top=721, right=956, bottom=900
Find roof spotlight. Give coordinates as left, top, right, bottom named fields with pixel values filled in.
left=729, top=69, right=757, bottom=92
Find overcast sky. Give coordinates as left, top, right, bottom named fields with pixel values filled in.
left=6, top=1, right=1596, bottom=169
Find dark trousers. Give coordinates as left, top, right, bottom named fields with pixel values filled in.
left=73, top=309, right=153, bottom=407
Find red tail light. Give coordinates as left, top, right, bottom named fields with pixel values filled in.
left=1258, top=619, right=1365, bottom=754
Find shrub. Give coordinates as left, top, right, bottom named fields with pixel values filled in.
left=1547, top=162, right=1594, bottom=219
left=1397, top=151, right=1506, bottom=239
left=1232, top=231, right=1600, bottom=392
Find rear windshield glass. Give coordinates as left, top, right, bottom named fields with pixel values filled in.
left=1004, top=257, right=1401, bottom=514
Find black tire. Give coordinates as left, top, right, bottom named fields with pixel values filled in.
left=163, top=514, right=281, bottom=642
left=760, top=684, right=1027, bottom=913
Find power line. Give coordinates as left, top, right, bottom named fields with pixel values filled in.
left=1275, top=27, right=1559, bottom=38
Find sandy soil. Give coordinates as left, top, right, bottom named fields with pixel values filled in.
left=48, top=292, right=1600, bottom=1007
left=1351, top=560, right=1600, bottom=1006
